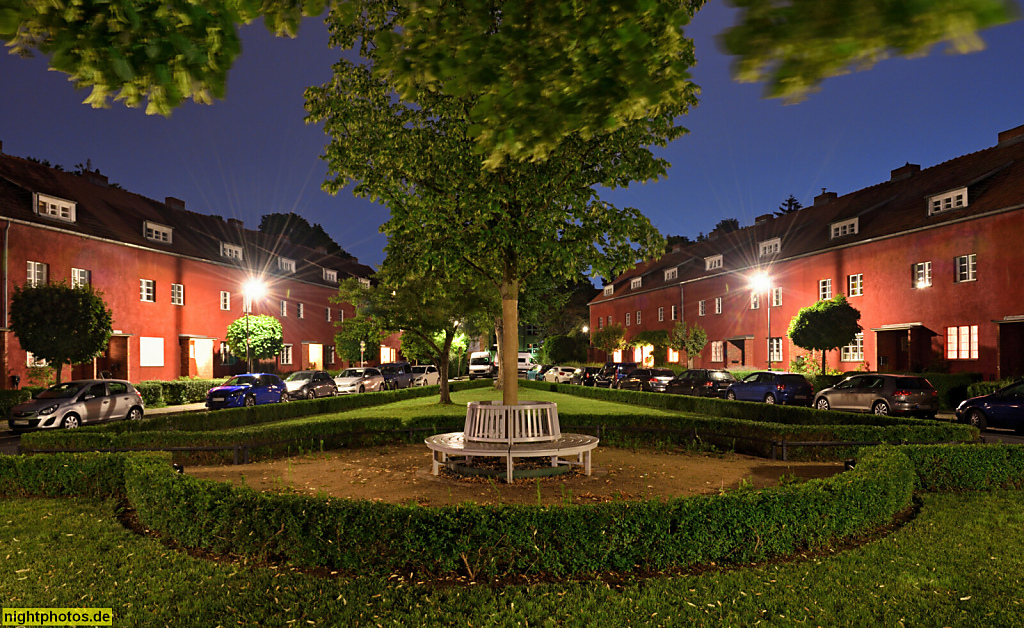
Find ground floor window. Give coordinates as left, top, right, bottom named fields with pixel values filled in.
left=711, top=341, right=724, bottom=362
left=841, top=332, right=864, bottom=362
left=769, top=337, right=784, bottom=363
left=280, top=344, right=293, bottom=365
left=946, top=325, right=978, bottom=360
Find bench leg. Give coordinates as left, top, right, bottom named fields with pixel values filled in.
left=550, top=455, right=558, bottom=468
left=432, top=451, right=444, bottom=476
left=506, top=454, right=514, bottom=484
left=584, top=450, right=592, bottom=476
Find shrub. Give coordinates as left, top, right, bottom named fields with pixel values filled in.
left=902, top=443, right=1024, bottom=491
left=134, top=381, right=164, bottom=406
left=966, top=378, right=1019, bottom=399
left=0, top=389, right=32, bottom=417
left=0, top=451, right=164, bottom=498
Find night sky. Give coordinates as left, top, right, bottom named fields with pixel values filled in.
left=2, top=2, right=1022, bottom=273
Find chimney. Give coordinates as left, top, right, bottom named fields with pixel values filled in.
left=754, top=213, right=774, bottom=225
left=165, top=196, right=185, bottom=210
left=0, top=140, right=4, bottom=153
left=890, top=163, right=920, bottom=182
left=998, top=124, right=1024, bottom=147
left=814, top=189, right=838, bottom=206
left=671, top=243, right=684, bottom=253
left=87, top=171, right=108, bottom=186
left=227, top=218, right=244, bottom=229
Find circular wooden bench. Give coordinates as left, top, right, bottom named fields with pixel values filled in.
left=425, top=400, right=599, bottom=483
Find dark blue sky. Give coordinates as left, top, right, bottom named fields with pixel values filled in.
left=2, top=2, right=1022, bottom=270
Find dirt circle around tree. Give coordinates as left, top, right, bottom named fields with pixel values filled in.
left=188, top=443, right=844, bottom=507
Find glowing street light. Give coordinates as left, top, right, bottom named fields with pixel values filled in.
left=242, top=278, right=267, bottom=372
left=749, top=272, right=773, bottom=369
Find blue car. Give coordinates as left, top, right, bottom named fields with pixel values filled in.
left=206, top=373, right=287, bottom=410
left=956, top=380, right=1024, bottom=432
left=725, top=371, right=813, bottom=406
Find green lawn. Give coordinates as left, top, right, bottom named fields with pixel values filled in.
left=3, top=491, right=1022, bottom=626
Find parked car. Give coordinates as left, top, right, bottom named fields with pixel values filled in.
left=411, top=364, right=441, bottom=386
left=616, top=368, right=677, bottom=392
left=380, top=362, right=414, bottom=390
left=570, top=366, right=601, bottom=386
left=206, top=373, right=286, bottom=410
left=8, top=379, right=144, bottom=432
left=526, top=364, right=553, bottom=381
left=595, top=362, right=639, bottom=388
left=725, top=371, right=813, bottom=405
left=543, top=366, right=577, bottom=384
left=334, top=367, right=386, bottom=394
left=468, top=351, right=496, bottom=379
left=666, top=369, right=738, bottom=398
left=813, top=374, right=938, bottom=417
left=283, top=370, right=338, bottom=400
left=956, top=380, right=1024, bottom=431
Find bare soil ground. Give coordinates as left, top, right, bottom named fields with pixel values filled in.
left=188, top=444, right=843, bottom=507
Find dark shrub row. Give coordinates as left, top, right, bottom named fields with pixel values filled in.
left=135, top=378, right=225, bottom=406
left=0, top=389, right=32, bottom=417
left=0, top=451, right=157, bottom=498
left=902, top=443, right=1024, bottom=491
left=966, top=378, right=1021, bottom=399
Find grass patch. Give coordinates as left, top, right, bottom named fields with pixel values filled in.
left=2, top=491, right=1023, bottom=626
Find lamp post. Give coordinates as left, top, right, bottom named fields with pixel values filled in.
left=242, top=279, right=266, bottom=372
left=750, top=272, right=772, bottom=369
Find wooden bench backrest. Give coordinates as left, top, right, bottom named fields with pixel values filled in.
left=464, top=401, right=561, bottom=443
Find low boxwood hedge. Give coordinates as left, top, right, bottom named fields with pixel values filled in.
left=0, top=389, right=32, bottom=417
left=902, top=443, right=1024, bottom=491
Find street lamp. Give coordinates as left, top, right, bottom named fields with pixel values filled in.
left=242, top=279, right=266, bottom=372
left=749, top=272, right=773, bottom=369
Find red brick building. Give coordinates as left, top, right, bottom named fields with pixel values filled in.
left=0, top=147, right=388, bottom=386
left=589, top=124, right=1024, bottom=380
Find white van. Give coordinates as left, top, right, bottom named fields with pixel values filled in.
left=517, top=352, right=536, bottom=374
left=468, top=351, right=496, bottom=379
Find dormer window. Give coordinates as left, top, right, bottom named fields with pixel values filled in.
left=630, top=277, right=642, bottom=289
left=323, top=268, right=337, bottom=282
left=758, top=238, right=781, bottom=257
left=34, top=193, right=76, bottom=223
left=278, top=257, right=296, bottom=273
left=603, top=285, right=614, bottom=296
left=664, top=267, right=678, bottom=281
left=144, top=221, right=173, bottom=244
left=220, top=242, right=243, bottom=260
left=705, top=255, right=723, bottom=271
left=830, top=218, right=858, bottom=239
left=359, top=277, right=371, bottom=289
left=928, top=187, right=968, bottom=216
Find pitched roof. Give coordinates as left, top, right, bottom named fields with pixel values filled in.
left=0, top=152, right=372, bottom=286
left=591, top=123, right=1024, bottom=306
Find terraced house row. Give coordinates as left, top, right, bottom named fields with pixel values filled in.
left=0, top=144, right=385, bottom=386
left=589, top=124, right=1024, bottom=380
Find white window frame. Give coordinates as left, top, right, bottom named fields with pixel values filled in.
left=714, top=297, right=723, bottom=315
left=705, top=255, right=723, bottom=271
left=946, top=325, right=979, bottom=360
left=955, top=254, right=976, bottom=283
left=27, top=261, right=48, bottom=287
left=671, top=305, right=678, bottom=321
left=664, top=268, right=678, bottom=281
left=280, top=300, right=288, bottom=317
left=603, top=285, right=614, bottom=296
left=630, top=277, right=642, bottom=289
left=140, top=279, right=155, bottom=302
left=327, top=345, right=336, bottom=365
left=144, top=221, right=173, bottom=244
left=819, top=278, right=832, bottom=300
left=220, top=242, right=243, bottom=260
left=830, top=218, right=858, bottom=239
left=750, top=293, right=760, bottom=310
left=278, top=257, right=296, bottom=273
left=280, top=344, right=293, bottom=365
left=297, top=303, right=304, bottom=319
left=658, top=307, right=664, bottom=322
left=26, top=351, right=48, bottom=367
left=636, top=310, right=641, bottom=325
left=848, top=273, right=863, bottom=297
left=772, top=287, right=782, bottom=307
left=323, top=268, right=338, bottom=282
left=171, top=283, right=184, bottom=306
left=71, top=268, right=91, bottom=288
left=325, top=307, right=332, bottom=322
left=359, top=277, right=371, bottom=289
left=928, top=187, right=968, bottom=216
left=841, top=333, right=864, bottom=362
left=758, top=238, right=781, bottom=257
left=220, top=291, right=231, bottom=311
left=769, top=337, right=784, bottom=363
left=625, top=312, right=631, bottom=327
left=598, top=317, right=604, bottom=330
left=711, top=341, right=724, bottom=362
left=699, top=300, right=706, bottom=317
left=914, top=262, right=932, bottom=289
left=34, top=193, right=76, bottom=223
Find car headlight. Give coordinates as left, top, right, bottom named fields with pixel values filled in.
left=38, top=404, right=59, bottom=415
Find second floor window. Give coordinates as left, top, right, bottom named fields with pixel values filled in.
left=625, top=312, right=631, bottom=326
left=280, top=300, right=287, bottom=317
left=714, top=297, right=723, bottom=315
left=913, top=262, right=932, bottom=288
left=27, top=261, right=48, bottom=287
left=140, top=279, right=155, bottom=302
left=297, top=303, right=304, bottom=319
left=699, top=300, right=706, bottom=316
left=171, top=283, right=184, bottom=306
left=71, top=268, right=91, bottom=288
left=636, top=310, right=641, bottom=325
left=325, top=307, right=332, bottom=322
left=751, top=293, right=760, bottom=310
left=671, top=305, right=678, bottom=320
left=848, top=274, right=863, bottom=297
left=772, top=287, right=782, bottom=307
left=819, top=278, right=832, bottom=300
left=658, top=307, right=664, bottom=322
left=220, top=291, right=231, bottom=311
left=955, top=254, right=976, bottom=283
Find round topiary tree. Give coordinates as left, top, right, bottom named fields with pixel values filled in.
left=226, top=315, right=284, bottom=371
left=788, top=294, right=862, bottom=375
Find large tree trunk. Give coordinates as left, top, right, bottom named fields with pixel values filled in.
left=437, top=331, right=455, bottom=404
left=499, top=276, right=520, bottom=406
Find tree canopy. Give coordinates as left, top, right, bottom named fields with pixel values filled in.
left=591, top=324, right=627, bottom=359
left=668, top=321, right=708, bottom=368
left=259, top=212, right=352, bottom=258
left=9, top=282, right=113, bottom=384
left=787, top=294, right=862, bottom=374
left=225, top=315, right=284, bottom=369
left=776, top=194, right=803, bottom=215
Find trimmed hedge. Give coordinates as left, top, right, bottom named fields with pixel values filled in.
left=966, top=378, right=1021, bottom=399
left=0, top=389, right=32, bottom=417
left=0, top=451, right=161, bottom=498
left=902, top=443, right=1024, bottom=491
left=136, top=378, right=226, bottom=406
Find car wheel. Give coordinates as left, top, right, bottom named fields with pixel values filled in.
left=244, top=395, right=256, bottom=408
left=966, top=408, right=987, bottom=430
left=127, top=406, right=144, bottom=421
left=872, top=401, right=890, bottom=415
left=358, top=385, right=365, bottom=393
left=764, top=393, right=776, bottom=405
left=815, top=397, right=830, bottom=411
left=726, top=390, right=737, bottom=401
left=307, top=389, right=316, bottom=400
left=62, top=414, right=81, bottom=429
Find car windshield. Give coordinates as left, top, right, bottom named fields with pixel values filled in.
left=36, top=382, right=88, bottom=399
left=284, top=372, right=312, bottom=382
left=224, top=375, right=257, bottom=387
left=338, top=369, right=366, bottom=378
left=470, top=357, right=492, bottom=365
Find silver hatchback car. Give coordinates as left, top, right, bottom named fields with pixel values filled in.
left=8, top=379, right=145, bottom=432
left=813, top=374, right=938, bottom=418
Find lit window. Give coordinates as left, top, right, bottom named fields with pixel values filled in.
left=751, top=293, right=760, bottom=310
left=769, top=338, right=784, bottom=363
left=711, top=341, right=724, bottom=362
left=278, top=257, right=296, bottom=273
left=26, top=351, right=48, bottom=367
left=758, top=238, right=781, bottom=257
left=772, top=287, right=782, bottom=307
left=140, top=279, right=155, bottom=302
left=630, top=277, right=642, bottom=289
left=830, top=218, right=858, bottom=239
left=297, top=303, right=304, bottom=319
left=819, top=278, right=832, bottom=300
left=848, top=274, right=863, bottom=297
left=913, top=262, right=932, bottom=288
left=955, top=254, right=976, bottom=283
left=324, top=268, right=337, bottom=282
left=220, top=291, right=231, bottom=311
left=671, top=305, right=678, bottom=320
left=171, top=283, right=184, bottom=306
left=946, top=325, right=979, bottom=360
left=841, top=333, right=864, bottom=362
left=658, top=307, right=664, bottom=322
left=928, top=188, right=968, bottom=216
left=27, top=261, right=48, bottom=287
left=144, top=221, right=173, bottom=244
left=705, top=255, right=723, bottom=271
left=281, top=344, right=293, bottom=365
left=603, top=285, right=614, bottom=296
left=280, top=300, right=287, bottom=317
left=664, top=268, right=678, bottom=281
left=35, top=193, right=76, bottom=223
left=220, top=242, right=243, bottom=260
left=71, top=268, right=91, bottom=288
left=714, top=297, right=722, bottom=315
left=699, top=300, right=706, bottom=316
